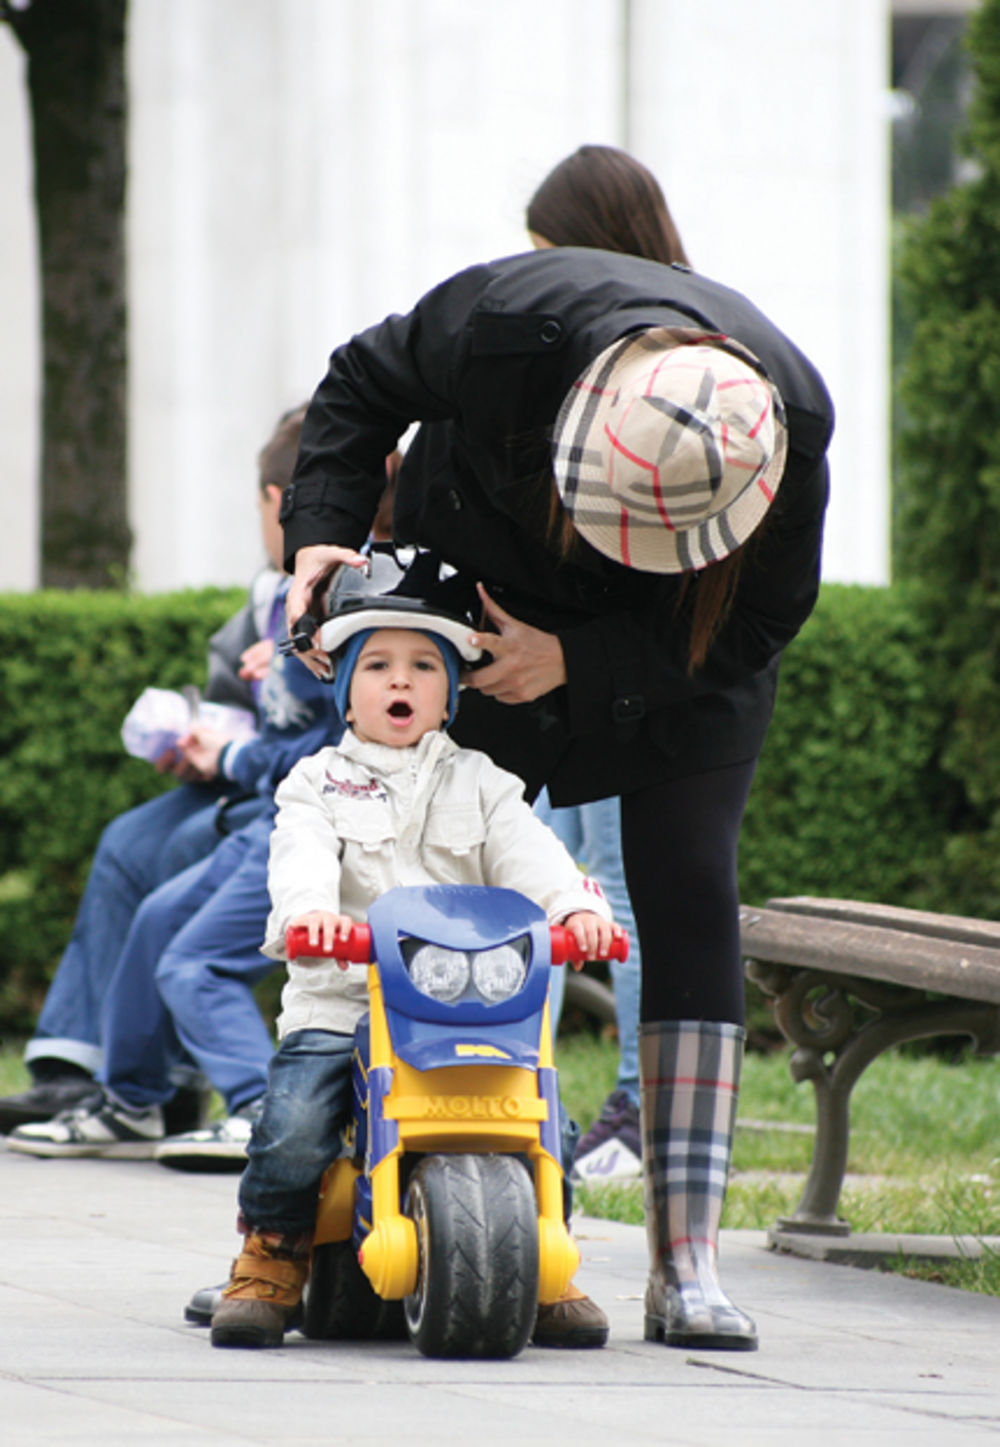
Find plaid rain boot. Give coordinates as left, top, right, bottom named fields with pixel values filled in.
left=210, top=1229, right=311, bottom=1348
left=639, top=1020, right=757, bottom=1351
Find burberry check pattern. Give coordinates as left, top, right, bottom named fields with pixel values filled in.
left=639, top=1020, right=743, bottom=1287
left=552, top=328, right=788, bottom=574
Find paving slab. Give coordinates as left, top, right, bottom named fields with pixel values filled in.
left=1, top=1146, right=999, bottom=1445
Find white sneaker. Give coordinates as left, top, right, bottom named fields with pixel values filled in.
left=572, top=1135, right=643, bottom=1184
left=154, top=1101, right=262, bottom=1173
left=6, top=1093, right=164, bottom=1159
left=571, top=1090, right=643, bottom=1184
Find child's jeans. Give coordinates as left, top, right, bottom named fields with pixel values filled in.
left=239, top=1029, right=355, bottom=1236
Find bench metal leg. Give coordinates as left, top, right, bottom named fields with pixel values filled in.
left=745, top=962, right=1000, bottom=1237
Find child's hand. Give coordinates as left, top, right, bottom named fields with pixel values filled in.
left=239, top=637, right=275, bottom=682
left=289, top=910, right=357, bottom=969
left=561, top=911, right=623, bottom=967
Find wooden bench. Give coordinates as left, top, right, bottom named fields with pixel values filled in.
left=740, top=897, right=1000, bottom=1241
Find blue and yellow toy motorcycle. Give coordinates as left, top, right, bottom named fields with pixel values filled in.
left=286, top=881, right=627, bottom=1360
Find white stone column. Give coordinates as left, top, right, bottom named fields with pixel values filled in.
left=629, top=0, right=891, bottom=583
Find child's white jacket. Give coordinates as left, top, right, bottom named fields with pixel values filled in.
left=264, top=728, right=611, bottom=1039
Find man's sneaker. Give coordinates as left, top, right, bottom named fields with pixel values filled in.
left=0, top=1071, right=97, bottom=1134
left=572, top=1088, right=642, bottom=1183
left=5, top=1092, right=164, bottom=1159
left=155, top=1099, right=263, bottom=1173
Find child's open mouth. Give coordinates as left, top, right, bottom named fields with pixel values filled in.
left=388, top=701, right=414, bottom=722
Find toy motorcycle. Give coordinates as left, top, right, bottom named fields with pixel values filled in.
left=285, top=882, right=627, bottom=1360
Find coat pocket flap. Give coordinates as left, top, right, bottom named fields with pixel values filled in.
left=334, top=799, right=395, bottom=850
left=422, top=806, right=487, bottom=855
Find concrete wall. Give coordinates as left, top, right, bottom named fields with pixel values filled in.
left=0, top=0, right=890, bottom=592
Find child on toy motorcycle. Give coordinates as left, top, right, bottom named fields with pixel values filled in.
left=209, top=590, right=623, bottom=1350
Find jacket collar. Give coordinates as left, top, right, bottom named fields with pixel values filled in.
left=337, top=727, right=457, bottom=776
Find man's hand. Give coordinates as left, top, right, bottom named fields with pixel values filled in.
left=285, top=544, right=368, bottom=678
left=175, top=723, right=230, bottom=782
left=239, top=637, right=275, bottom=683
left=463, top=584, right=567, bottom=704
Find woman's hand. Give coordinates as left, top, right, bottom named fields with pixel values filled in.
left=288, top=909, right=357, bottom=968
left=463, top=584, right=567, bottom=704
left=561, top=911, right=624, bottom=966
left=285, top=544, right=369, bottom=679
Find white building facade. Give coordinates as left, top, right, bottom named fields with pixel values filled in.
left=0, top=0, right=890, bottom=592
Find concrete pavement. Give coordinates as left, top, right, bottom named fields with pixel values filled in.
left=2, top=1146, right=999, bottom=1446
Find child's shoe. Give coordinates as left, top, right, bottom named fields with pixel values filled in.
left=210, top=1231, right=311, bottom=1348
left=532, top=1282, right=609, bottom=1348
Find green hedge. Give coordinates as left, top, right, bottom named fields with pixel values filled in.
left=0, top=581, right=967, bottom=1038
left=0, top=588, right=244, bottom=1035
left=741, top=582, right=953, bottom=911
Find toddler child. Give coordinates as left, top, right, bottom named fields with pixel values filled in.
left=210, top=598, right=620, bottom=1349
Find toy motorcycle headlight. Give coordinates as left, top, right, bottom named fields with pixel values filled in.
left=470, top=944, right=528, bottom=1003
left=407, top=943, right=470, bottom=1003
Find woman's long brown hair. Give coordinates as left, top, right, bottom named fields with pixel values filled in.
left=526, top=144, right=690, bottom=268
left=546, top=485, right=743, bottom=672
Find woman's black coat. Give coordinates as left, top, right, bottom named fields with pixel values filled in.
left=281, top=248, right=834, bottom=806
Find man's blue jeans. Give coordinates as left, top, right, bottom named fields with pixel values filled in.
left=533, top=792, right=642, bottom=1108
left=27, top=783, right=262, bottom=1075
left=99, top=810, right=278, bottom=1115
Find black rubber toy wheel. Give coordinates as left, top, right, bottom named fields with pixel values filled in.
left=302, top=1239, right=386, bottom=1340
left=403, top=1153, right=538, bottom=1359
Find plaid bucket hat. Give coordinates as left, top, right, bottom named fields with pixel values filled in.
left=551, top=327, right=788, bottom=573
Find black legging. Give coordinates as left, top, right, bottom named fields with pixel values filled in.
left=620, top=759, right=758, bottom=1026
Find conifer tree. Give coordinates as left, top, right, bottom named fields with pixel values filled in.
left=896, top=0, right=1000, bottom=910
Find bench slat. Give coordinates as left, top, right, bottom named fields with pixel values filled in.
left=740, top=904, right=1000, bottom=1006
left=763, top=896, right=1000, bottom=950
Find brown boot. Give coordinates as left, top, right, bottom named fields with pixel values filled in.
left=532, top=1282, right=609, bottom=1349
left=210, top=1231, right=311, bottom=1349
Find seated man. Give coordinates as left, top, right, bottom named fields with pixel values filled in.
left=0, top=406, right=306, bottom=1134
left=4, top=451, right=400, bottom=1166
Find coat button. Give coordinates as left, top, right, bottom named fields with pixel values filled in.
left=448, top=489, right=463, bottom=511
left=539, top=320, right=562, bottom=345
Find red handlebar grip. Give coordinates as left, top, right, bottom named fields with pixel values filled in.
left=549, top=926, right=629, bottom=965
left=285, top=923, right=372, bottom=963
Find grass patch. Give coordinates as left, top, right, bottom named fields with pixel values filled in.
left=0, top=1048, right=29, bottom=1095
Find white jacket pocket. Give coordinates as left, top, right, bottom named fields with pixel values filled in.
left=421, top=806, right=487, bottom=880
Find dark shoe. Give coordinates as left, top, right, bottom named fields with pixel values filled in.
left=532, top=1283, right=608, bottom=1349
left=162, top=1085, right=213, bottom=1136
left=210, top=1233, right=310, bottom=1349
left=572, top=1089, right=642, bottom=1183
left=0, top=1074, right=97, bottom=1135
left=157, top=1098, right=262, bottom=1173
left=185, top=1281, right=227, bottom=1326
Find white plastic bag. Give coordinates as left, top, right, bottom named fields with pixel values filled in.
left=121, top=687, right=256, bottom=763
